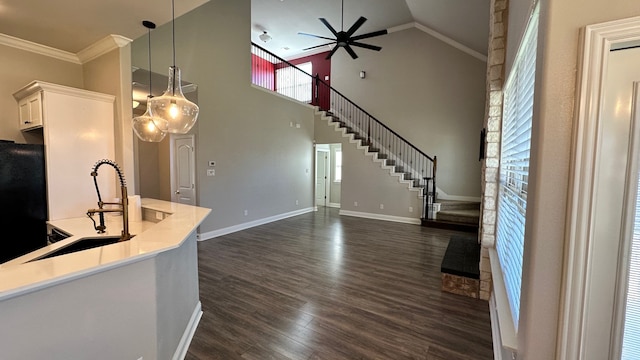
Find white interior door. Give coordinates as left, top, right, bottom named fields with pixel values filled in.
left=576, top=47, right=640, bottom=359
left=172, top=135, right=196, bottom=205
left=316, top=149, right=328, bottom=207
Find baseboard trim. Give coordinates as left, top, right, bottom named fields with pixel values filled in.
left=173, top=301, right=203, bottom=360
left=199, top=207, right=315, bottom=240
left=339, top=210, right=421, bottom=225
left=327, top=202, right=341, bottom=208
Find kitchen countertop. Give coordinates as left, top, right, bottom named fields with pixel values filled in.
left=0, top=198, right=210, bottom=300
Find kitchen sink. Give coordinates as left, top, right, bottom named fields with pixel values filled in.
left=31, top=235, right=133, bottom=262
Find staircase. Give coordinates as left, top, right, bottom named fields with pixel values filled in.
left=422, top=200, right=480, bottom=233
left=251, top=42, right=474, bottom=224
left=317, top=111, right=427, bottom=195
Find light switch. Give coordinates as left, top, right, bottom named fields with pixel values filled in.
left=207, top=169, right=215, bottom=176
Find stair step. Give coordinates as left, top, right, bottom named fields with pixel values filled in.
left=438, top=200, right=481, bottom=211
left=421, top=219, right=478, bottom=233
left=436, top=209, right=479, bottom=225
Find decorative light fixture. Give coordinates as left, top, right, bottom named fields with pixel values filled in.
left=259, top=31, right=272, bottom=43
left=149, top=0, right=199, bottom=134
left=132, top=20, right=167, bottom=143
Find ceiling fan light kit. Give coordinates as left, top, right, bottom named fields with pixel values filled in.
left=298, top=0, right=388, bottom=59
left=259, top=31, right=272, bottom=43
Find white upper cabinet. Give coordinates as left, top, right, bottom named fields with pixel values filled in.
left=13, top=81, right=117, bottom=221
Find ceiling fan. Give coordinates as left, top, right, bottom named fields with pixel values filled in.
left=298, top=0, right=388, bottom=60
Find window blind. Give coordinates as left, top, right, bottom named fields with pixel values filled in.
left=622, top=169, right=640, bottom=358
left=495, top=9, right=538, bottom=330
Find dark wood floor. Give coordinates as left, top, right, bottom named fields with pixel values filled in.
left=186, top=207, right=493, bottom=360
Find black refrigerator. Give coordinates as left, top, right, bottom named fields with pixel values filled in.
left=0, top=141, right=48, bottom=263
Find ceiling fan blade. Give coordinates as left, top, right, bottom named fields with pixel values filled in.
left=298, top=32, right=335, bottom=41
left=350, top=42, right=382, bottom=51
left=351, top=29, right=388, bottom=41
left=325, top=45, right=341, bottom=60
left=303, top=42, right=337, bottom=51
left=346, top=16, right=367, bottom=37
left=319, top=18, right=339, bottom=37
left=344, top=44, right=359, bottom=59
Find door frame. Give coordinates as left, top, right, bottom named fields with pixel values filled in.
left=170, top=134, right=197, bottom=205
left=560, top=15, right=640, bottom=359
left=315, top=145, right=330, bottom=207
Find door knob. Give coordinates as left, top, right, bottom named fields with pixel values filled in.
left=175, top=190, right=180, bottom=194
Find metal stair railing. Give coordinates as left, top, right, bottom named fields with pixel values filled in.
left=251, top=42, right=438, bottom=219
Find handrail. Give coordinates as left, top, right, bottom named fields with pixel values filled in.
left=251, top=42, right=438, bottom=219
left=252, top=43, right=433, bottom=162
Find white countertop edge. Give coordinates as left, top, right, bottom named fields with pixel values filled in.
left=0, top=199, right=211, bottom=301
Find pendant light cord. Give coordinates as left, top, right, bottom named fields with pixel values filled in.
left=147, top=26, right=152, bottom=97
left=172, top=0, right=176, bottom=68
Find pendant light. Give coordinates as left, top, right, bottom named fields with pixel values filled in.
left=149, top=0, right=199, bottom=134
left=132, top=20, right=167, bottom=143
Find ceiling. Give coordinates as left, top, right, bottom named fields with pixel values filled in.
left=251, top=0, right=490, bottom=59
left=0, top=0, right=489, bottom=58
left=0, top=0, right=209, bottom=53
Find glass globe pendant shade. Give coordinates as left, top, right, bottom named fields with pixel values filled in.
left=132, top=97, right=167, bottom=142
left=149, top=66, right=199, bottom=134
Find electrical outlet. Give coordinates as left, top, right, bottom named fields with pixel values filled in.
left=380, top=204, right=384, bottom=210
left=296, top=123, right=301, bottom=128
left=295, top=199, right=299, bottom=205
left=289, top=122, right=293, bottom=127
left=155, top=211, right=163, bottom=220
left=409, top=206, right=413, bottom=213
left=354, top=201, right=358, bottom=207
left=244, top=210, right=248, bottom=216
left=207, top=169, right=215, bottom=176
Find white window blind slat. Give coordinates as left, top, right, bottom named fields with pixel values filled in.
left=495, top=8, right=538, bottom=330
left=622, top=168, right=640, bottom=358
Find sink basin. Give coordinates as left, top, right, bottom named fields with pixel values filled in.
left=31, top=235, right=132, bottom=262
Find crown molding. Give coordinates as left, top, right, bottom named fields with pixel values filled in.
left=0, top=33, right=81, bottom=64
left=77, top=35, right=132, bottom=64
left=0, top=33, right=132, bottom=65
left=388, top=22, right=488, bottom=62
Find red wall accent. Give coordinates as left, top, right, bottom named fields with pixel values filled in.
left=251, top=53, right=275, bottom=91
left=286, top=52, right=331, bottom=110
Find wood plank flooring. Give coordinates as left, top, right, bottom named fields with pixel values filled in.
left=186, top=207, right=493, bottom=360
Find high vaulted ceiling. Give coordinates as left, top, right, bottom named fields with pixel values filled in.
left=0, top=0, right=489, bottom=59
left=251, top=0, right=490, bottom=59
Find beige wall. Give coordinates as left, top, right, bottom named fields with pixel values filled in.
left=511, top=0, right=640, bottom=359
left=83, top=45, right=135, bottom=192
left=315, top=115, right=422, bottom=220
left=331, top=27, right=486, bottom=198
left=132, top=0, right=315, bottom=233
left=0, top=45, right=83, bottom=143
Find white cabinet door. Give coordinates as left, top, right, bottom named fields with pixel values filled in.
left=18, top=92, right=43, bottom=131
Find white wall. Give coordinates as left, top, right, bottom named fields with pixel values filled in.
left=331, top=27, right=486, bottom=198
left=131, top=0, right=316, bottom=234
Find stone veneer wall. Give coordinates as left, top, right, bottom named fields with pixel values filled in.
left=479, top=0, right=508, bottom=301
